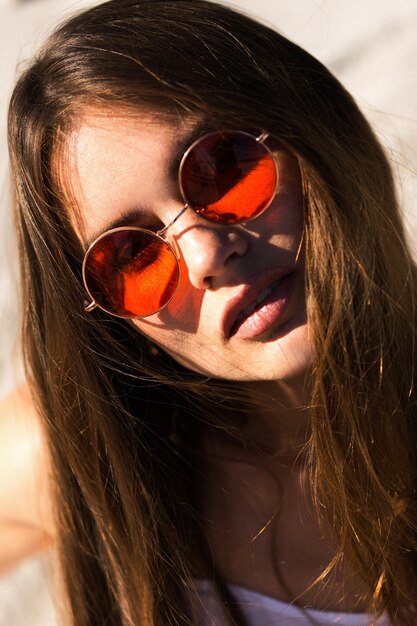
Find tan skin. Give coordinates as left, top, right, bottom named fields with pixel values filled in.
left=0, top=384, right=54, bottom=575
left=0, top=110, right=370, bottom=612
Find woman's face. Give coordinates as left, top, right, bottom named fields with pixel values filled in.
left=65, top=110, right=311, bottom=381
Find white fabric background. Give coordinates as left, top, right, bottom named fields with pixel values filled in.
left=0, top=1, right=416, bottom=624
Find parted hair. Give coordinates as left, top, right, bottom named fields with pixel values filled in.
left=8, top=1, right=417, bottom=624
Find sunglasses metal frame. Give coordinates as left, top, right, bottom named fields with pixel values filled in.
left=178, top=130, right=275, bottom=223
left=83, top=226, right=181, bottom=318
left=83, top=129, right=277, bottom=318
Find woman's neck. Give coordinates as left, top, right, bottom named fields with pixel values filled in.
left=240, top=374, right=311, bottom=458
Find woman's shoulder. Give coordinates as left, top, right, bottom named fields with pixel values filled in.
left=0, top=383, right=55, bottom=575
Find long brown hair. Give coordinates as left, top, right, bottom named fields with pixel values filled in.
left=8, top=0, right=417, bottom=624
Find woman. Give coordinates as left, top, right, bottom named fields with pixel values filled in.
left=3, top=0, right=417, bottom=624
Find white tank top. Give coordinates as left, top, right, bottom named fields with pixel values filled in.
left=191, top=579, right=392, bottom=625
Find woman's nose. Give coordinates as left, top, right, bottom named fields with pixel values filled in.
left=171, top=211, right=249, bottom=290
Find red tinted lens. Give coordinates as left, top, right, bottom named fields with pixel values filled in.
left=180, top=131, right=277, bottom=224
left=83, top=229, right=179, bottom=318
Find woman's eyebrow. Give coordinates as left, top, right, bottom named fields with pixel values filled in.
left=168, top=119, right=217, bottom=180
left=86, top=208, right=149, bottom=246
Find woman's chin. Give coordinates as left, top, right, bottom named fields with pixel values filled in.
left=155, top=316, right=312, bottom=383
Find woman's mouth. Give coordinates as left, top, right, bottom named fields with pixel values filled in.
left=229, top=272, right=295, bottom=340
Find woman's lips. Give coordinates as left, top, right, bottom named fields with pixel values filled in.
left=229, top=272, right=295, bottom=340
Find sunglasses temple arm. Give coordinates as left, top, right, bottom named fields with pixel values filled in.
left=84, top=300, right=98, bottom=313
left=256, top=132, right=269, bottom=143
left=157, top=204, right=189, bottom=237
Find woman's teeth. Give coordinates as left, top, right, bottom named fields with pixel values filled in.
left=235, top=279, right=280, bottom=325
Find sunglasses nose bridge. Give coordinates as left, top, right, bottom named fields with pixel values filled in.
left=157, top=204, right=189, bottom=239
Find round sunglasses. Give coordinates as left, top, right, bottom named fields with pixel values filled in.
left=82, top=129, right=278, bottom=319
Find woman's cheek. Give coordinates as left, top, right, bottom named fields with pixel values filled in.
left=159, top=255, right=205, bottom=326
